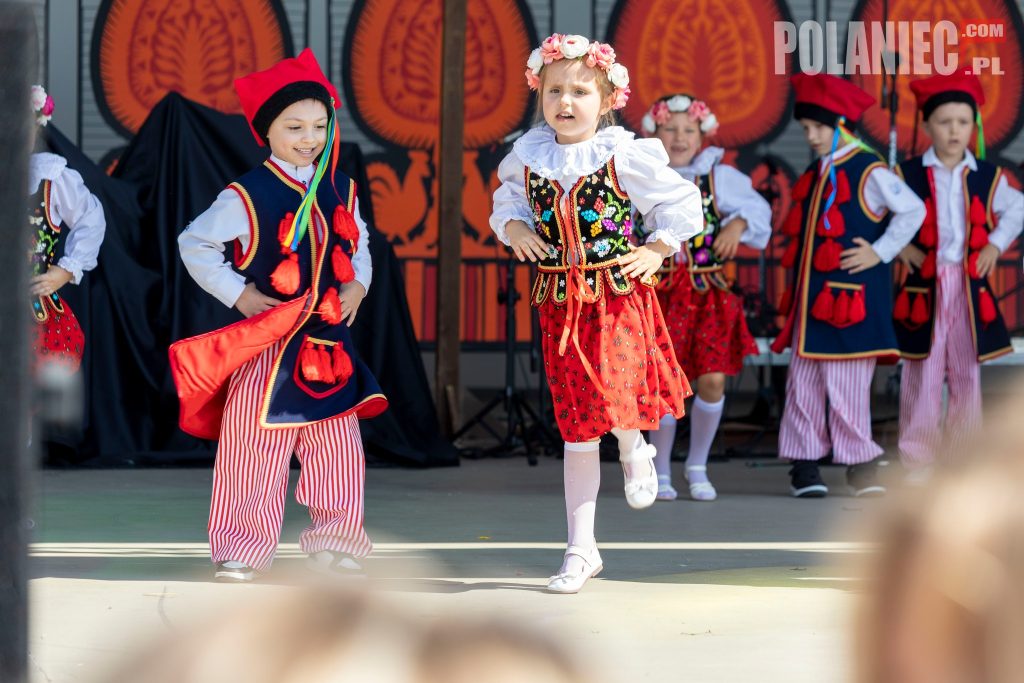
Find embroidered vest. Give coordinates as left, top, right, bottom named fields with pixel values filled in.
left=772, top=148, right=900, bottom=360
left=895, top=157, right=1011, bottom=361
left=525, top=159, right=640, bottom=306
left=227, top=160, right=384, bottom=427
left=28, top=180, right=69, bottom=323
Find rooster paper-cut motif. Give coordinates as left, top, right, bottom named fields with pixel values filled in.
left=367, top=150, right=434, bottom=256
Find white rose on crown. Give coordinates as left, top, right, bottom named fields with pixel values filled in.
left=607, top=63, right=630, bottom=88
left=31, top=85, right=47, bottom=111
left=701, top=113, right=719, bottom=132
left=666, top=95, right=692, bottom=112
left=560, top=35, right=591, bottom=59
left=527, top=48, right=544, bottom=75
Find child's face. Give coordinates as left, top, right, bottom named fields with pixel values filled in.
left=266, top=99, right=329, bottom=167
left=655, top=112, right=703, bottom=167
left=922, top=102, right=974, bottom=162
left=799, top=118, right=836, bottom=158
left=541, top=59, right=613, bottom=145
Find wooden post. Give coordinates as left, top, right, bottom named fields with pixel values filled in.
left=0, top=5, right=37, bottom=680
left=435, top=0, right=466, bottom=436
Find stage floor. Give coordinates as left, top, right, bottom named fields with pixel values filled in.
left=28, top=457, right=876, bottom=682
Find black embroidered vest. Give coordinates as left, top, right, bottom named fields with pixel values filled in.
left=28, top=180, right=68, bottom=323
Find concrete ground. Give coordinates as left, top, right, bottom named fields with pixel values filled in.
left=28, top=457, right=880, bottom=683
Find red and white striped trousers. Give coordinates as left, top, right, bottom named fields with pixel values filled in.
left=899, top=264, right=981, bottom=465
left=779, top=353, right=882, bottom=465
left=209, top=342, right=372, bottom=571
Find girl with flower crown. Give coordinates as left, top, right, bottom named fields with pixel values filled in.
left=490, top=34, right=703, bottom=594
left=636, top=94, right=772, bottom=502
left=27, top=85, right=106, bottom=373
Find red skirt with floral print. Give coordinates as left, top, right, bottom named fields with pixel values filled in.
left=538, top=283, right=691, bottom=442
left=32, top=296, right=85, bottom=373
left=657, top=274, right=758, bottom=379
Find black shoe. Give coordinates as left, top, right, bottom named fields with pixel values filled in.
left=847, top=460, right=887, bottom=497
left=306, top=550, right=367, bottom=579
left=214, top=561, right=255, bottom=582
left=789, top=461, right=829, bottom=498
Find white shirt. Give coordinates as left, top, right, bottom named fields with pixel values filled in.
left=921, top=146, right=1024, bottom=265
left=670, top=146, right=773, bottom=250
left=490, top=125, right=704, bottom=253
left=29, top=153, right=106, bottom=285
left=178, top=155, right=372, bottom=308
left=817, top=142, right=926, bottom=263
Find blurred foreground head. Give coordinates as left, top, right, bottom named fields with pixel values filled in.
left=857, top=388, right=1024, bottom=683
left=106, top=588, right=592, bottom=683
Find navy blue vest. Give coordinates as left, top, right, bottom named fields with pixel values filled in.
left=775, top=148, right=901, bottom=360
left=227, top=160, right=384, bottom=427
left=896, top=156, right=1011, bottom=361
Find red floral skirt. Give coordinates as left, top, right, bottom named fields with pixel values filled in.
left=538, top=283, right=691, bottom=442
left=657, top=274, right=758, bottom=379
left=32, top=296, right=85, bottom=373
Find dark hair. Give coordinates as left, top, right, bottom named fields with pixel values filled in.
left=252, top=81, right=332, bottom=145
left=793, top=102, right=858, bottom=132
left=922, top=91, right=978, bottom=121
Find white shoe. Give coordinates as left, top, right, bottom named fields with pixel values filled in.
left=546, top=545, right=603, bottom=594
left=656, top=474, right=678, bottom=501
left=306, top=550, right=367, bottom=579
left=620, top=443, right=658, bottom=509
left=214, top=560, right=255, bottom=582
left=685, top=465, right=718, bottom=502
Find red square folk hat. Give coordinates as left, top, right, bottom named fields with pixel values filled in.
left=909, top=73, right=985, bottom=119
left=234, top=48, right=341, bottom=146
left=791, top=73, right=876, bottom=128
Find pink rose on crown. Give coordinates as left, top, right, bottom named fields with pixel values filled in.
left=612, top=84, right=630, bottom=110
left=540, top=33, right=564, bottom=63
left=586, top=42, right=616, bottom=70
left=525, top=69, right=541, bottom=90
left=42, top=96, right=54, bottom=117
left=688, top=100, right=710, bottom=121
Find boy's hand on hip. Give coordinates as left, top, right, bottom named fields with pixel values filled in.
left=975, top=243, right=1000, bottom=279
left=840, top=237, right=881, bottom=274
left=898, top=244, right=926, bottom=273
left=235, top=282, right=282, bottom=318
left=339, top=281, right=366, bottom=326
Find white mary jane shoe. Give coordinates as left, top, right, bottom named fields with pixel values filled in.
left=620, top=442, right=658, bottom=509
left=546, top=545, right=603, bottom=594
left=656, top=474, right=678, bottom=501
left=685, top=465, right=718, bottom=502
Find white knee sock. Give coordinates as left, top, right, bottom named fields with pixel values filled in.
left=561, top=442, right=600, bottom=575
left=650, top=415, right=678, bottom=479
left=686, top=396, right=724, bottom=485
left=609, top=427, right=650, bottom=480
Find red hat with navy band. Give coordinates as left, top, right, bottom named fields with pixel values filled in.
left=791, top=73, right=876, bottom=129
left=234, top=48, right=340, bottom=147
left=909, top=72, right=987, bottom=159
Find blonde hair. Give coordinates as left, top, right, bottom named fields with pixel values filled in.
left=532, top=60, right=618, bottom=131
left=855, top=387, right=1024, bottom=683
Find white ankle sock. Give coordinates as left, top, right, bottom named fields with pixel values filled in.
left=562, top=442, right=600, bottom=576
left=686, top=396, right=724, bottom=485
left=650, top=415, right=677, bottom=479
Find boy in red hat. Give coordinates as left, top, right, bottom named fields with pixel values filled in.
left=895, top=73, right=1023, bottom=482
left=773, top=73, right=925, bottom=498
left=174, top=49, right=387, bottom=581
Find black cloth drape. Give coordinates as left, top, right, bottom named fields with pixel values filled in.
left=45, top=93, right=456, bottom=467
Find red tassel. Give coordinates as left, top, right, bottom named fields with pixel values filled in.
left=978, top=288, right=997, bottom=324
left=920, top=250, right=936, bottom=280
left=969, top=195, right=988, bottom=226
left=316, top=345, right=336, bottom=383
left=832, top=290, right=850, bottom=325
left=969, top=224, right=989, bottom=250
left=816, top=207, right=845, bottom=237
left=783, top=204, right=803, bottom=237
left=910, top=293, right=929, bottom=325
left=792, top=171, right=814, bottom=202
left=332, top=343, right=354, bottom=384
left=918, top=219, right=938, bottom=249
left=781, top=240, right=799, bottom=268
left=813, top=238, right=841, bottom=272
left=318, top=287, right=343, bottom=325
left=832, top=170, right=851, bottom=204
left=300, top=342, right=323, bottom=383
left=848, top=289, right=866, bottom=324
left=893, top=288, right=910, bottom=321
left=277, top=212, right=295, bottom=246
left=778, top=287, right=793, bottom=316
left=810, top=287, right=835, bottom=321
left=332, top=205, right=360, bottom=242
left=332, top=245, right=355, bottom=284
left=968, top=251, right=980, bottom=279
left=270, top=252, right=301, bottom=295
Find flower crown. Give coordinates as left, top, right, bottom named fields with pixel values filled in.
left=31, top=84, right=54, bottom=127
left=525, top=33, right=631, bottom=110
left=641, top=94, right=718, bottom=136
